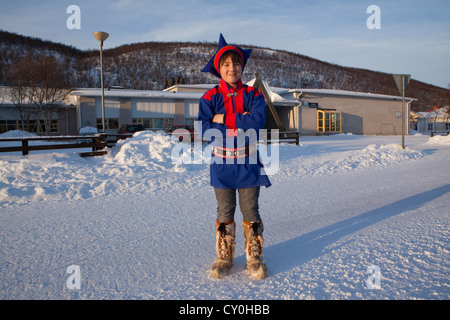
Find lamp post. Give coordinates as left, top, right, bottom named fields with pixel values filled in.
left=93, top=31, right=109, bottom=131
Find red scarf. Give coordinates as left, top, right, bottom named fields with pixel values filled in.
left=219, top=79, right=244, bottom=137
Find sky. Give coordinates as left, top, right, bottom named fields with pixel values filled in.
left=0, top=0, right=449, bottom=88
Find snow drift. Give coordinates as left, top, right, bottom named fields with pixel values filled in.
left=0, top=131, right=429, bottom=208
left=1, top=132, right=449, bottom=300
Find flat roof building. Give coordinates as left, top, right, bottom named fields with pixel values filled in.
left=165, top=80, right=418, bottom=136
left=70, top=87, right=203, bottom=133
left=1, top=80, right=418, bottom=136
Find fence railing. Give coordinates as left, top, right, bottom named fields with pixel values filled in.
left=0, top=131, right=300, bottom=157
left=0, top=134, right=108, bottom=156
left=259, top=131, right=300, bottom=145
left=430, top=131, right=450, bottom=137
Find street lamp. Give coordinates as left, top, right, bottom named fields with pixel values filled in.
left=93, top=31, right=109, bottom=131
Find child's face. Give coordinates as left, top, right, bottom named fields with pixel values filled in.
left=219, top=56, right=242, bottom=88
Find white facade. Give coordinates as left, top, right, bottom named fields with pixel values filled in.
left=70, top=88, right=203, bottom=132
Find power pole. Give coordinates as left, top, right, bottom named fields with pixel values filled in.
left=393, top=74, right=411, bottom=149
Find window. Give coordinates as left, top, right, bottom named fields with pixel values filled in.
left=0, top=120, right=58, bottom=134
left=132, top=118, right=173, bottom=130
left=0, top=120, right=19, bottom=133
left=97, top=118, right=119, bottom=130
left=0, top=120, right=18, bottom=133
left=27, top=120, right=58, bottom=133
left=185, top=118, right=195, bottom=125
left=317, top=110, right=342, bottom=133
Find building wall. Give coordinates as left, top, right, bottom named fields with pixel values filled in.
left=299, top=93, right=405, bottom=135
left=119, top=98, right=132, bottom=125
left=299, top=107, right=319, bottom=135
left=0, top=106, right=19, bottom=121
left=74, top=87, right=413, bottom=136
left=415, top=118, right=449, bottom=133
left=271, top=106, right=299, bottom=131
left=57, top=107, right=77, bottom=135
left=174, top=99, right=185, bottom=125
left=78, top=96, right=192, bottom=130
left=78, top=96, right=96, bottom=128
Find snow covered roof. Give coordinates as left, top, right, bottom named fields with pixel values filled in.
left=0, top=86, right=76, bottom=107
left=245, top=79, right=299, bottom=106
left=412, top=107, right=450, bottom=119
left=163, top=79, right=417, bottom=105
left=280, top=88, right=417, bottom=102
left=163, top=84, right=215, bottom=92
left=69, top=81, right=418, bottom=105
left=70, top=88, right=203, bottom=100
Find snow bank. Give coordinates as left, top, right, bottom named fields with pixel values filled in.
left=427, top=134, right=450, bottom=145
left=78, top=126, right=98, bottom=135
left=0, top=131, right=210, bottom=207
left=114, top=130, right=180, bottom=167
left=0, top=132, right=429, bottom=207
left=275, top=142, right=425, bottom=180
left=0, top=130, right=38, bottom=138
left=334, top=144, right=425, bottom=171
left=1, top=134, right=448, bottom=300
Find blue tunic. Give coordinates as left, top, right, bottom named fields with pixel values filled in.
left=198, top=79, right=271, bottom=189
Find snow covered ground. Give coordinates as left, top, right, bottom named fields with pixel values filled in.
left=0, top=131, right=448, bottom=300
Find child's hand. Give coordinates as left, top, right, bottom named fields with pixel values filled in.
left=213, top=114, right=225, bottom=124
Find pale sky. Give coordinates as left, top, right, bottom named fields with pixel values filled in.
left=1, top=0, right=449, bottom=88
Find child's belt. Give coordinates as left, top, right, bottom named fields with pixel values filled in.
left=213, top=144, right=257, bottom=159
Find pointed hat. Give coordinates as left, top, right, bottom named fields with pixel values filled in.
left=201, top=33, right=252, bottom=78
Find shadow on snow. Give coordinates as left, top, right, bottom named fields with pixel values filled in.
left=262, top=183, right=450, bottom=275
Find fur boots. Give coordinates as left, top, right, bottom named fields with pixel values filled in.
left=210, top=220, right=236, bottom=278
left=210, top=220, right=268, bottom=279
left=242, top=220, right=268, bottom=279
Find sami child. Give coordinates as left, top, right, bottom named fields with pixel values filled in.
left=198, top=34, right=270, bottom=279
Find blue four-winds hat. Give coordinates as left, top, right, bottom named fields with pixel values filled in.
left=201, top=33, right=252, bottom=78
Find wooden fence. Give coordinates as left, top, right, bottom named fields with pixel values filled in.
left=0, top=134, right=108, bottom=157
left=0, top=131, right=299, bottom=157
left=430, top=131, right=450, bottom=137
left=259, top=131, right=300, bottom=145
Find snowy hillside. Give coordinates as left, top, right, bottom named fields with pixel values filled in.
left=0, top=131, right=449, bottom=300
left=1, top=30, right=448, bottom=112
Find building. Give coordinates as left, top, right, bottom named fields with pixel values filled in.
left=0, top=86, right=76, bottom=135
left=1, top=80, right=418, bottom=136
left=411, top=107, right=450, bottom=133
left=274, top=87, right=417, bottom=135
left=166, top=80, right=418, bottom=136
left=70, top=87, right=203, bottom=133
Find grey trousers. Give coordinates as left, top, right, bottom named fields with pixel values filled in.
left=214, top=187, right=261, bottom=223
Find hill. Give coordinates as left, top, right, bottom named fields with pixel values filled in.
left=0, top=30, right=448, bottom=111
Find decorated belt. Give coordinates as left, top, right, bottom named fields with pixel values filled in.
left=213, top=144, right=257, bottom=159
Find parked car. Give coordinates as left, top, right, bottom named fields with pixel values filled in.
left=167, top=125, right=197, bottom=142
left=77, top=126, right=99, bottom=144
left=118, top=124, right=145, bottom=134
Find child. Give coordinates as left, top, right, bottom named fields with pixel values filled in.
left=198, top=34, right=271, bottom=279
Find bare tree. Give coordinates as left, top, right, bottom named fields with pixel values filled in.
left=8, top=54, right=73, bottom=134
left=7, top=55, right=34, bottom=131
